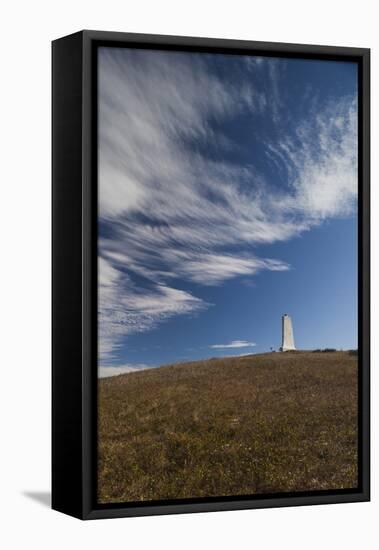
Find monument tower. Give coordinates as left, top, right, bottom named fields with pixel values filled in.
left=280, top=314, right=296, bottom=351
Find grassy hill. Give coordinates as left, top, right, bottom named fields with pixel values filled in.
left=98, top=351, right=358, bottom=504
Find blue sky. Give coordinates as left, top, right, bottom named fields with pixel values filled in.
left=97, top=47, right=358, bottom=377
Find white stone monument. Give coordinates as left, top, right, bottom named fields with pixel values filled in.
left=280, top=314, right=296, bottom=351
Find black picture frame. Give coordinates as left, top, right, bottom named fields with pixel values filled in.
left=52, top=30, right=370, bottom=520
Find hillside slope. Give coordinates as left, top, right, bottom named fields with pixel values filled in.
left=98, top=351, right=358, bottom=503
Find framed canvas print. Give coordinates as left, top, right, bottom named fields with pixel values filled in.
left=52, top=30, right=370, bottom=519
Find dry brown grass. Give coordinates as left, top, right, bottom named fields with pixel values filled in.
left=98, top=351, right=358, bottom=504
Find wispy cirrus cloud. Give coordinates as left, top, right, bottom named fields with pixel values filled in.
left=98, top=48, right=357, bottom=364
left=266, top=98, right=357, bottom=219
left=99, top=257, right=207, bottom=361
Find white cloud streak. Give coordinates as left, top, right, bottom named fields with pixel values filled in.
left=210, top=340, right=256, bottom=349
left=99, top=364, right=152, bottom=378
left=99, top=256, right=207, bottom=361
left=98, top=48, right=357, bottom=364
